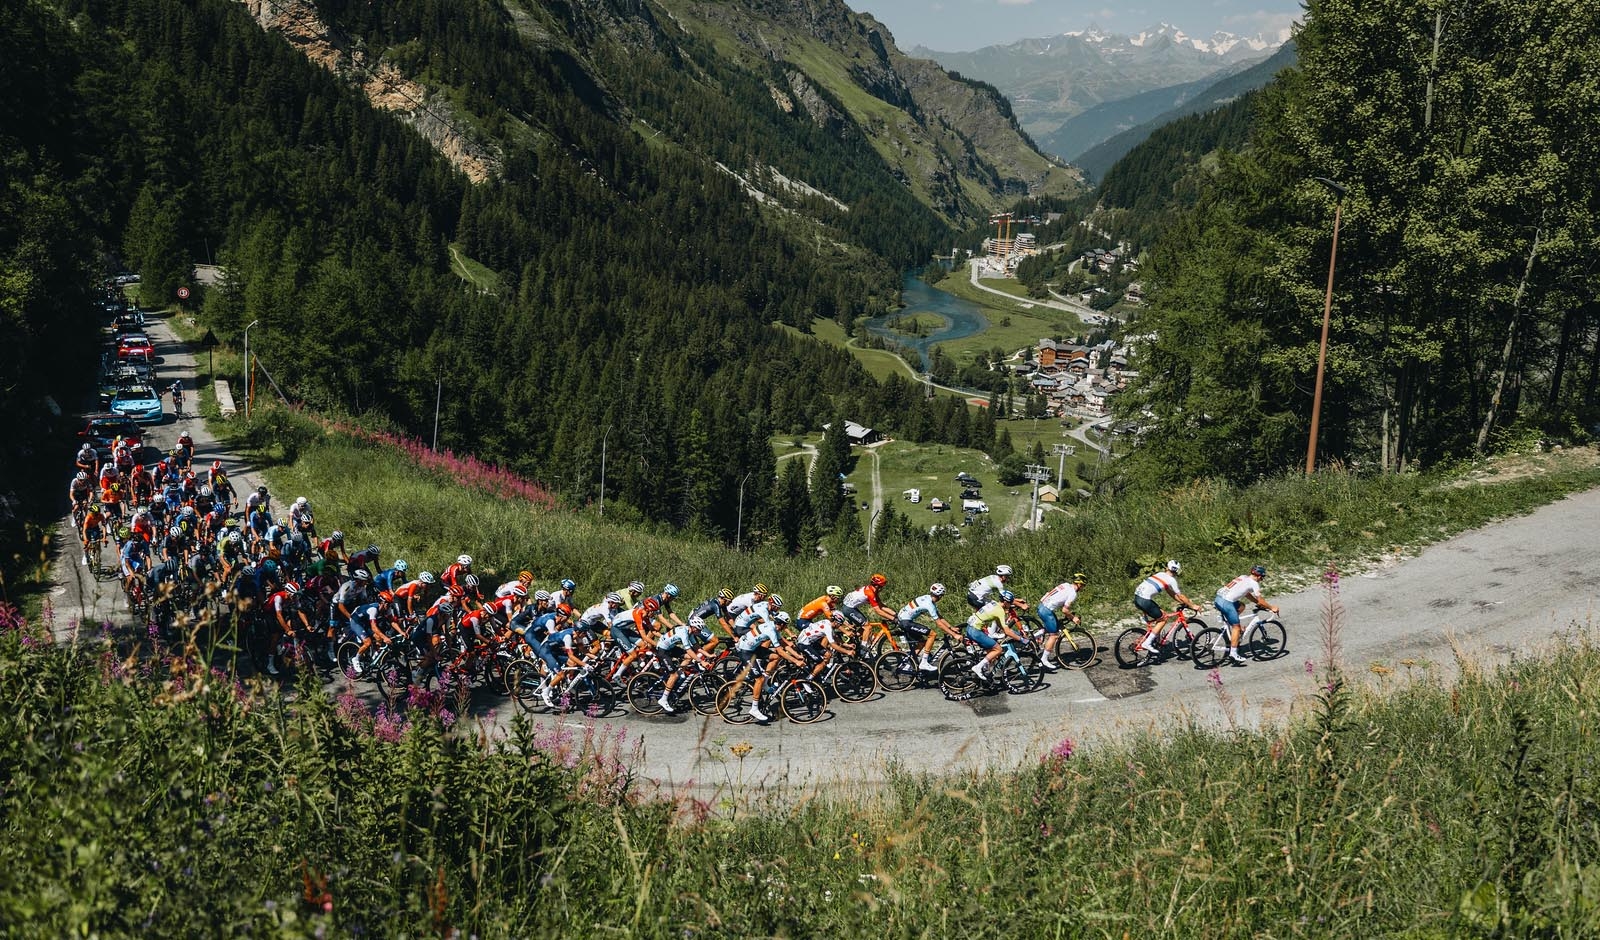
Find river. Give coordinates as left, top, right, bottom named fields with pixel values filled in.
left=863, top=269, right=988, bottom=370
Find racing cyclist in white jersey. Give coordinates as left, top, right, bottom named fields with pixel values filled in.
left=795, top=610, right=856, bottom=680
left=1133, top=560, right=1199, bottom=654
left=966, top=564, right=1013, bottom=610
left=1214, top=565, right=1279, bottom=664
left=733, top=597, right=800, bottom=722
left=725, top=583, right=769, bottom=623
left=1036, top=573, right=1087, bottom=671
left=897, top=583, right=961, bottom=672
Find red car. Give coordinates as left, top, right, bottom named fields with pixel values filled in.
left=117, top=333, right=154, bottom=360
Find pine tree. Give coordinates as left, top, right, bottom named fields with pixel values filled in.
left=776, top=458, right=810, bottom=555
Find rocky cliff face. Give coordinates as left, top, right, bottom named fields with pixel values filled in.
left=237, top=0, right=501, bottom=182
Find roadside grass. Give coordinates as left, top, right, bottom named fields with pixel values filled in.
left=4, top=596, right=1598, bottom=936
left=223, top=403, right=1600, bottom=624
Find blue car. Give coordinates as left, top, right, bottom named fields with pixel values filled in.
left=110, top=384, right=165, bottom=424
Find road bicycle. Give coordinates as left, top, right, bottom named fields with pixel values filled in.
left=1192, top=606, right=1288, bottom=668
left=1018, top=612, right=1098, bottom=670
left=937, top=635, right=1044, bottom=699
left=715, top=655, right=827, bottom=724
left=1114, top=606, right=1209, bottom=668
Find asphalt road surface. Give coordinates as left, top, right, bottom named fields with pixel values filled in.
left=45, top=312, right=1600, bottom=792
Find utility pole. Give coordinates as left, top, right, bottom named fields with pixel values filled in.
left=1306, top=177, right=1348, bottom=474
left=1052, top=442, right=1075, bottom=489
left=242, top=320, right=260, bottom=421
left=1024, top=464, right=1050, bottom=530
left=736, top=471, right=752, bottom=551
left=599, top=424, right=613, bottom=517
left=431, top=376, right=442, bottom=452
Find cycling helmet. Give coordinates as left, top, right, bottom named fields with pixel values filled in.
left=438, top=596, right=456, bottom=611
left=419, top=572, right=436, bottom=585
left=627, top=580, right=645, bottom=595
left=768, top=594, right=784, bottom=610
left=869, top=573, right=887, bottom=587
left=365, top=544, right=379, bottom=556
left=393, top=559, right=409, bottom=573
left=509, top=584, right=528, bottom=598
left=462, top=574, right=479, bottom=589
left=641, top=597, right=661, bottom=615
left=284, top=581, right=301, bottom=596
left=352, top=569, right=370, bottom=582
left=560, top=578, right=576, bottom=592
left=211, top=460, right=222, bottom=472
left=330, top=530, right=345, bottom=543
left=1166, top=559, right=1182, bottom=574
left=929, top=582, right=946, bottom=597
left=831, top=610, right=847, bottom=623
left=180, top=505, right=196, bottom=516
left=262, top=560, right=279, bottom=575
left=457, top=554, right=472, bottom=567
left=533, top=589, right=551, bottom=602
left=753, top=582, right=769, bottom=596
left=257, top=485, right=268, bottom=496
left=688, top=615, right=705, bottom=630
left=518, top=570, right=534, bottom=582
left=825, top=585, right=844, bottom=599
left=1072, top=572, right=1087, bottom=584
left=227, top=532, right=243, bottom=544
left=605, top=592, right=623, bottom=606
left=1251, top=564, right=1267, bottom=578
left=775, top=612, right=790, bottom=624
left=662, top=583, right=680, bottom=598
left=168, top=525, right=182, bottom=539
left=998, top=589, right=1016, bottom=603
left=89, top=502, right=102, bottom=514
left=76, top=471, right=88, bottom=482
left=294, top=496, right=308, bottom=507
left=717, top=587, right=734, bottom=602
left=996, top=564, right=1013, bottom=577
left=199, top=485, right=212, bottom=497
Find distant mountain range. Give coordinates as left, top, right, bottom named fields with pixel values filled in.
left=913, top=23, right=1292, bottom=161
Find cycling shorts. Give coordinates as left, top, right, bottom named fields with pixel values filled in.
left=1036, top=607, right=1061, bottom=634
left=897, top=618, right=930, bottom=644
left=1214, top=595, right=1241, bottom=627
left=965, top=591, right=987, bottom=610
left=796, top=641, right=825, bottom=664
left=963, top=624, right=997, bottom=651
left=840, top=607, right=867, bottom=628
left=1133, top=595, right=1165, bottom=623
left=83, top=526, right=102, bottom=542
left=609, top=623, right=640, bottom=653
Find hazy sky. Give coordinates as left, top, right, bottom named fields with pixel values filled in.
left=852, top=0, right=1303, bottom=52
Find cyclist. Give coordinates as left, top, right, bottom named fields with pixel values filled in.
left=130, top=464, right=154, bottom=509
left=841, top=574, right=896, bottom=631
left=496, top=570, right=535, bottom=600
left=266, top=581, right=311, bottom=676
left=129, top=506, right=156, bottom=545
left=79, top=502, right=108, bottom=566
left=119, top=532, right=151, bottom=598
left=732, top=595, right=801, bottom=723
left=219, top=531, right=245, bottom=581
left=686, top=588, right=735, bottom=652
left=391, top=570, right=436, bottom=617
left=549, top=577, right=577, bottom=611
left=245, top=484, right=272, bottom=520
left=100, top=472, right=125, bottom=524
left=796, top=610, right=856, bottom=680
left=332, top=569, right=375, bottom=655
left=318, top=530, right=348, bottom=571
left=511, top=591, right=565, bottom=680
left=611, top=580, right=646, bottom=613
left=897, top=582, right=961, bottom=672
left=798, top=585, right=844, bottom=630
left=347, top=543, right=381, bottom=578
left=607, top=592, right=645, bottom=654
left=441, top=553, right=474, bottom=596
left=68, top=471, right=94, bottom=517
left=209, top=462, right=235, bottom=513
left=726, top=583, right=770, bottom=621
left=650, top=613, right=710, bottom=713
left=348, top=601, right=392, bottom=674
left=650, top=583, right=686, bottom=629
left=175, top=428, right=194, bottom=469
left=1214, top=565, right=1279, bottom=664
left=1036, top=573, right=1087, bottom=671
left=170, top=381, right=185, bottom=416
left=289, top=497, right=316, bottom=541
left=965, top=590, right=1029, bottom=681
left=966, top=564, right=1013, bottom=610
left=247, top=498, right=272, bottom=549
left=1132, top=560, right=1199, bottom=654
left=74, top=442, right=98, bottom=476
left=374, top=558, right=409, bottom=595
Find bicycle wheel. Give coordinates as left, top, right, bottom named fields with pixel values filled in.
left=1114, top=628, right=1154, bottom=668
left=506, top=660, right=544, bottom=712
left=831, top=660, right=877, bottom=703
left=1190, top=628, right=1226, bottom=669
left=874, top=651, right=917, bottom=692
left=938, top=651, right=981, bottom=698
left=685, top=672, right=723, bottom=716
left=1005, top=647, right=1044, bottom=694
left=780, top=679, right=827, bottom=723
left=626, top=670, right=666, bottom=716
left=336, top=641, right=364, bottom=681
left=1246, top=620, right=1288, bottom=661
left=1056, top=627, right=1097, bottom=670
left=375, top=647, right=415, bottom=696
left=716, top=680, right=753, bottom=725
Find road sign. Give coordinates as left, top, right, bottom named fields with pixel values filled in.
left=176, top=286, right=191, bottom=300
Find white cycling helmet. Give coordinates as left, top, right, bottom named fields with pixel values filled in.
left=393, top=559, right=409, bottom=573
left=1166, top=559, right=1182, bottom=574
left=929, top=582, right=946, bottom=597
left=688, top=615, right=705, bottom=630
left=457, top=554, right=473, bottom=567
left=996, top=564, right=1013, bottom=577
left=509, top=584, right=528, bottom=598
left=605, top=592, right=623, bottom=606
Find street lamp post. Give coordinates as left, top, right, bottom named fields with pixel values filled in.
left=242, top=319, right=260, bottom=422
left=735, top=471, right=752, bottom=551
left=1305, top=177, right=1347, bottom=474
left=431, top=376, right=442, bottom=453
left=599, top=424, right=613, bottom=517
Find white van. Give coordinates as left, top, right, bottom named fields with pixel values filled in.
left=962, top=498, right=989, bottom=514
left=903, top=488, right=921, bottom=503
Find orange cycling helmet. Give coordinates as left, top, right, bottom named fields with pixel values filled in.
left=868, top=573, right=887, bottom=587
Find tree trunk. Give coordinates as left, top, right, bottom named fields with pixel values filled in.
left=1546, top=304, right=1579, bottom=411
left=1475, top=224, right=1543, bottom=454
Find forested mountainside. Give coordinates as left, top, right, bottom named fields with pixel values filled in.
left=1115, top=0, right=1600, bottom=484
left=1, top=0, right=1046, bottom=545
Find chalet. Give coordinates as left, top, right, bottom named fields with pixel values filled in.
left=822, top=421, right=881, bottom=445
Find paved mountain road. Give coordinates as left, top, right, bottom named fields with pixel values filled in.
left=43, top=319, right=1600, bottom=790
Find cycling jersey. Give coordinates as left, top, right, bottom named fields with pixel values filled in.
left=1040, top=582, right=1079, bottom=611
left=967, top=601, right=1008, bottom=638
left=735, top=618, right=782, bottom=653
left=726, top=592, right=760, bottom=617
left=967, top=574, right=1005, bottom=601
left=577, top=603, right=612, bottom=630
left=1217, top=575, right=1262, bottom=605
left=689, top=598, right=724, bottom=624
left=374, top=566, right=407, bottom=594
left=897, top=594, right=941, bottom=623
left=732, top=601, right=775, bottom=635
left=798, top=595, right=835, bottom=624
left=347, top=548, right=380, bottom=572
left=331, top=580, right=372, bottom=612
left=441, top=562, right=472, bottom=594
left=655, top=623, right=694, bottom=652
left=842, top=584, right=884, bottom=613
left=796, top=619, right=836, bottom=647
left=1135, top=572, right=1180, bottom=600
left=391, top=578, right=429, bottom=612
left=494, top=580, right=525, bottom=599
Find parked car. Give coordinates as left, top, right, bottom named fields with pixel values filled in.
left=960, top=488, right=982, bottom=499
left=962, top=498, right=990, bottom=514
left=117, top=333, right=154, bottom=360
left=80, top=413, right=145, bottom=451
left=109, top=384, right=165, bottom=424
left=955, top=472, right=981, bottom=486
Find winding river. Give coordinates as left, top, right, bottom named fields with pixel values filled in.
left=863, top=269, right=988, bottom=370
